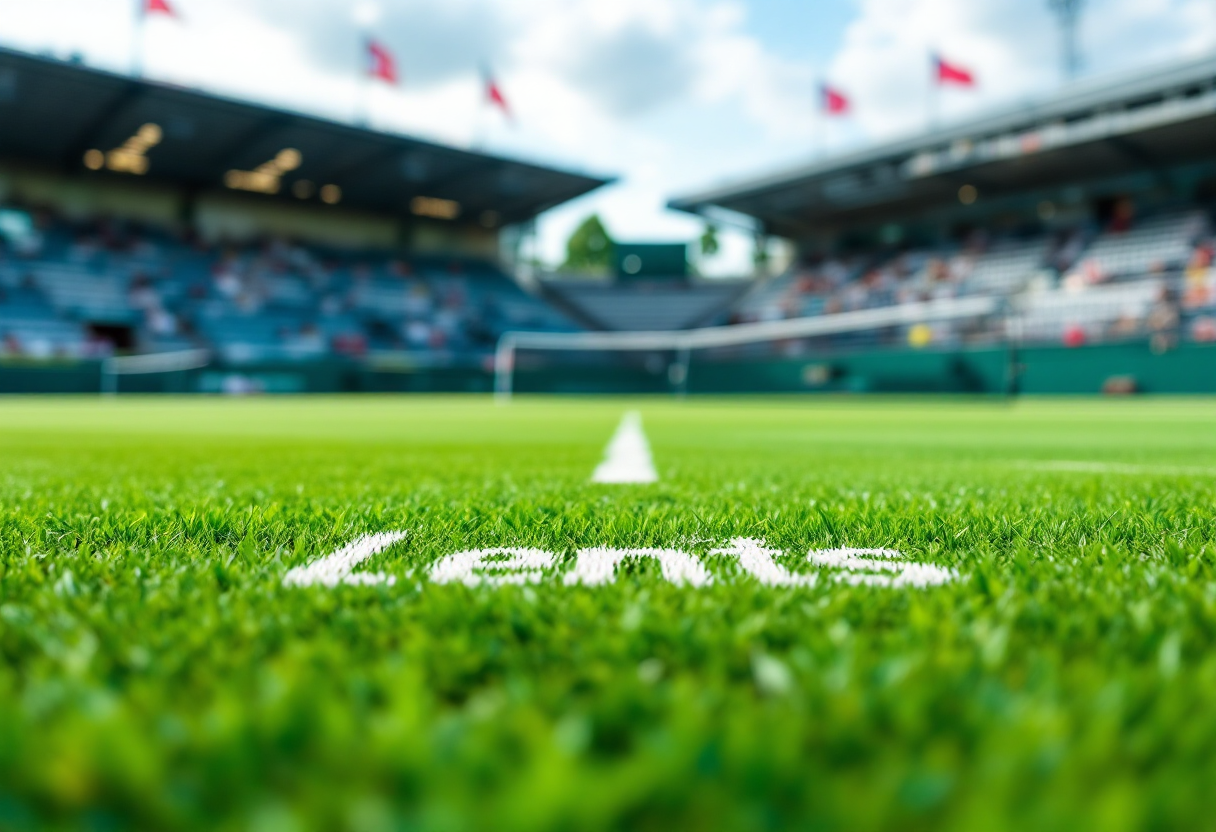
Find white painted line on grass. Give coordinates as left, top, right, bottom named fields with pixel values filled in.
left=282, top=530, right=408, bottom=588
left=1018, top=460, right=1216, bottom=477
left=591, top=411, right=658, bottom=484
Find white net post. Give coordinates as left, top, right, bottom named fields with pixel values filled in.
left=493, top=339, right=516, bottom=402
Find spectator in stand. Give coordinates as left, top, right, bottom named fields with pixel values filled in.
left=213, top=259, right=242, bottom=299
left=1052, top=229, right=1086, bottom=274
left=1062, top=323, right=1087, bottom=347
left=147, top=307, right=178, bottom=337
left=331, top=331, right=367, bottom=357
left=291, top=323, right=326, bottom=354
left=404, top=319, right=431, bottom=349
left=128, top=273, right=159, bottom=313
left=1108, top=311, right=1142, bottom=339
left=1190, top=316, right=1216, bottom=342
left=1147, top=284, right=1181, bottom=352
left=1108, top=198, right=1135, bottom=234
left=1183, top=244, right=1215, bottom=309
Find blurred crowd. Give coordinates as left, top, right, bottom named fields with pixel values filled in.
left=735, top=205, right=1215, bottom=350
left=2, top=201, right=1215, bottom=363
left=0, top=207, right=570, bottom=362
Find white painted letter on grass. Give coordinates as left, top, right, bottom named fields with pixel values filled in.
left=282, top=531, right=959, bottom=593
left=564, top=548, right=713, bottom=587
left=709, top=538, right=818, bottom=587
left=591, top=411, right=657, bottom=484
left=710, top=539, right=958, bottom=589
left=282, top=531, right=408, bottom=588
left=806, top=548, right=958, bottom=588
left=429, top=548, right=556, bottom=587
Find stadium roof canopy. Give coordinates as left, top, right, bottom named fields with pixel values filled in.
left=669, top=54, right=1216, bottom=238
left=0, top=47, right=611, bottom=227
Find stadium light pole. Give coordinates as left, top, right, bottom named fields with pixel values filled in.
left=1048, top=0, right=1084, bottom=81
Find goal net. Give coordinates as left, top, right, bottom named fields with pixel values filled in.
left=101, top=348, right=211, bottom=395
left=494, top=296, right=1008, bottom=398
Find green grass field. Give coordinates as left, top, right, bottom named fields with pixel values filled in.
left=4, top=395, right=1216, bottom=831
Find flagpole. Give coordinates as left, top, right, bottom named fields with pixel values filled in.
left=352, top=3, right=379, bottom=128
left=472, top=69, right=489, bottom=151
left=927, top=50, right=939, bottom=130
left=356, top=33, right=370, bottom=127
left=132, top=0, right=145, bottom=78
left=813, top=82, right=823, bottom=160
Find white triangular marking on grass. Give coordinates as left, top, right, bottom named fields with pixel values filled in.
left=282, top=531, right=408, bottom=588
left=591, top=410, right=657, bottom=484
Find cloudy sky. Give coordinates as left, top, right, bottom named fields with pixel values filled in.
left=2, top=0, right=1215, bottom=273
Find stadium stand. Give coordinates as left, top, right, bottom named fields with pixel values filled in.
left=1016, top=278, right=1168, bottom=344
left=713, top=206, right=1214, bottom=354
left=2, top=46, right=1216, bottom=395
left=956, top=237, right=1050, bottom=294
left=0, top=45, right=614, bottom=368
left=1069, top=210, right=1207, bottom=281
left=0, top=209, right=579, bottom=362
left=673, top=53, right=1216, bottom=354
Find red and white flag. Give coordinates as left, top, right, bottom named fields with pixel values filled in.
left=820, top=83, right=850, bottom=116
left=934, top=53, right=975, bottom=87
left=483, top=67, right=511, bottom=120
left=143, top=0, right=176, bottom=16
left=367, top=39, right=398, bottom=85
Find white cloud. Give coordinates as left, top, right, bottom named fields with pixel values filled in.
left=829, top=0, right=1216, bottom=140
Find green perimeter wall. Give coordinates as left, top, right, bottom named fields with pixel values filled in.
left=3, top=341, right=1215, bottom=396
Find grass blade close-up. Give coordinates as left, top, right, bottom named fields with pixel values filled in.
left=3, top=395, right=1216, bottom=830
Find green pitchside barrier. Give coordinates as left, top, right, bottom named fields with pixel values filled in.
left=2, top=341, right=1215, bottom=395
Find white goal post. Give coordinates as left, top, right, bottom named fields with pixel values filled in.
left=493, top=296, right=1003, bottom=399
left=101, top=348, right=211, bottom=395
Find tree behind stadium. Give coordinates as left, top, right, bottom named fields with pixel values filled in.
left=563, top=214, right=615, bottom=274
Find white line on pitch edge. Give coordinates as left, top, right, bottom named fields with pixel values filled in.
left=1017, top=460, right=1216, bottom=477
left=591, top=410, right=658, bottom=484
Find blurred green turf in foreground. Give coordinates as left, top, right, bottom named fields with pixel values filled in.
left=3, top=395, right=1216, bottom=831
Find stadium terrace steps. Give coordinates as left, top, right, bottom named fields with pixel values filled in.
left=1016, top=278, right=1164, bottom=340
left=959, top=240, right=1048, bottom=293
left=1077, top=211, right=1209, bottom=279
left=545, top=282, right=745, bottom=331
